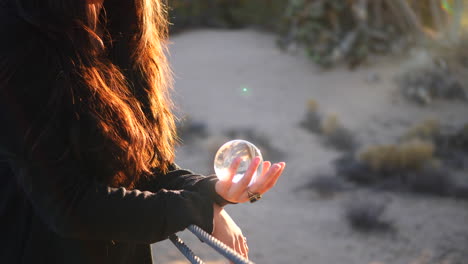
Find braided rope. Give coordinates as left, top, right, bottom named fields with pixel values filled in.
left=169, top=225, right=254, bottom=264
left=169, top=234, right=205, bottom=264
left=187, top=225, right=254, bottom=264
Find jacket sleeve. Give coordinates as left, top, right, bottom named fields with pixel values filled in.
left=138, top=164, right=234, bottom=207
left=0, top=26, right=214, bottom=244
left=10, top=160, right=214, bottom=244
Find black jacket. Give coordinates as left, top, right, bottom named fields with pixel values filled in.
left=0, top=161, right=222, bottom=264
left=0, top=7, right=224, bottom=264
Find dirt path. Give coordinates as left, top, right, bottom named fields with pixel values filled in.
left=152, top=29, right=468, bottom=264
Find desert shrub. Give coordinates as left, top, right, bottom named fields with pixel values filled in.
left=169, top=0, right=467, bottom=68
left=227, top=0, right=288, bottom=30
left=168, top=0, right=240, bottom=31
left=302, top=174, right=348, bottom=198
left=457, top=123, right=468, bottom=147
left=452, top=183, right=468, bottom=199
left=403, top=119, right=441, bottom=141
left=167, top=0, right=287, bottom=32
left=359, top=139, right=435, bottom=173
left=321, top=114, right=357, bottom=151
left=299, top=99, right=322, bottom=133
left=320, top=114, right=340, bottom=136
left=335, top=152, right=460, bottom=197
left=334, top=138, right=463, bottom=198
left=277, top=0, right=441, bottom=68
left=300, top=100, right=357, bottom=151
left=399, top=120, right=468, bottom=170
left=398, top=35, right=468, bottom=106
left=406, top=167, right=454, bottom=197
left=433, top=123, right=468, bottom=170
left=398, top=66, right=468, bottom=105
left=330, top=118, right=467, bottom=199
left=334, top=154, right=376, bottom=184
left=436, top=123, right=468, bottom=151
left=344, top=198, right=393, bottom=232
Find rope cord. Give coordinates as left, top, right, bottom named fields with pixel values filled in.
left=169, top=225, right=254, bottom=264
left=169, top=234, right=205, bottom=264
left=188, top=225, right=254, bottom=264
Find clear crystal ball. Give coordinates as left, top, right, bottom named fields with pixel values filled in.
left=214, top=139, right=263, bottom=185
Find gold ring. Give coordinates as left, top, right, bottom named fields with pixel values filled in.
left=247, top=188, right=262, bottom=203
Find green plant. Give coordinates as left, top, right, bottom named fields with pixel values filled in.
left=278, top=0, right=459, bottom=68
left=167, top=0, right=287, bottom=32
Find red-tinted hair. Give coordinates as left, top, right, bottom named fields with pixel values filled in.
left=5, top=0, right=176, bottom=187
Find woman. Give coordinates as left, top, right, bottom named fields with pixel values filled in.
left=0, top=0, right=285, bottom=263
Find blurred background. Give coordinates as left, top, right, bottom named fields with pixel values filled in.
left=153, top=1, right=468, bottom=263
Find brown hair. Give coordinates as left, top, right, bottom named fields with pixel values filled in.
left=8, top=0, right=176, bottom=187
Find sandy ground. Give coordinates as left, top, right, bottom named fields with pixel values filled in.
left=152, top=29, right=468, bottom=264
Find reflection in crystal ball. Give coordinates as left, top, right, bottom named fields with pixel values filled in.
left=214, top=140, right=263, bottom=185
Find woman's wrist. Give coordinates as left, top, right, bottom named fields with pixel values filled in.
left=208, top=177, right=237, bottom=206
left=213, top=203, right=223, bottom=213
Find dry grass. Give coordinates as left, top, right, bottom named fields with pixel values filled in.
left=359, top=139, right=435, bottom=173
left=403, top=119, right=441, bottom=141
left=300, top=100, right=357, bottom=151
left=299, top=99, right=322, bottom=133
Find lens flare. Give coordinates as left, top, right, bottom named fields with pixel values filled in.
left=441, top=0, right=453, bottom=14
left=239, top=86, right=252, bottom=96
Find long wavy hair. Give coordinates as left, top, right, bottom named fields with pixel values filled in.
left=4, top=0, right=176, bottom=187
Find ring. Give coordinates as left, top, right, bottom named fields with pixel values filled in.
left=247, top=188, right=262, bottom=203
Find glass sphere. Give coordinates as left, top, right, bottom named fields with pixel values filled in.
left=214, top=139, right=263, bottom=185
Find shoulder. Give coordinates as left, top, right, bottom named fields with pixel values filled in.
left=0, top=7, right=63, bottom=132
left=0, top=7, right=71, bottom=159
left=0, top=7, right=40, bottom=51
left=0, top=7, right=60, bottom=98
left=0, top=7, right=55, bottom=75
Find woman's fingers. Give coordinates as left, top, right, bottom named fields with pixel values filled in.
left=261, top=161, right=271, bottom=177
left=254, top=161, right=271, bottom=185
left=234, top=235, right=248, bottom=260
left=215, top=157, right=262, bottom=203
left=234, top=238, right=243, bottom=259
left=216, top=157, right=286, bottom=203
left=238, top=156, right=261, bottom=186
left=224, top=157, right=242, bottom=185
left=228, top=157, right=242, bottom=179
left=263, top=162, right=285, bottom=190
left=215, top=157, right=242, bottom=200
left=249, top=162, right=284, bottom=194
left=241, top=236, right=249, bottom=259
left=229, top=156, right=261, bottom=197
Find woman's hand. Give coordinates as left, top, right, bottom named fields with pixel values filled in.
left=215, top=157, right=285, bottom=204
left=212, top=204, right=248, bottom=260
